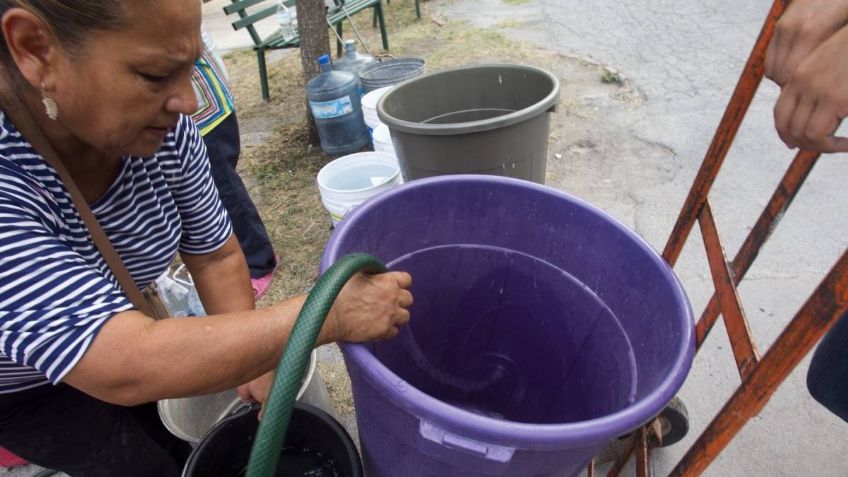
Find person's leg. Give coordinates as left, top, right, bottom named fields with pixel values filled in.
left=807, top=310, right=848, bottom=422
left=204, top=113, right=277, bottom=280
left=0, top=384, right=191, bottom=476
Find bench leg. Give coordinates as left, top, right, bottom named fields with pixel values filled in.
left=257, top=49, right=270, bottom=102
left=376, top=0, right=389, bottom=50
left=415, top=0, right=421, bottom=19
left=336, top=22, right=344, bottom=57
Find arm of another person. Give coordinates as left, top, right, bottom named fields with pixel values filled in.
left=62, top=267, right=412, bottom=406
left=770, top=23, right=848, bottom=152
left=765, top=0, right=848, bottom=151
left=765, top=0, right=848, bottom=86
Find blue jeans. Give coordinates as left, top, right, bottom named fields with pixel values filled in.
left=807, top=310, right=848, bottom=422
left=204, top=113, right=276, bottom=279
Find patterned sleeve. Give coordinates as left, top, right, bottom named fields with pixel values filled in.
left=169, top=115, right=233, bottom=255
left=0, top=166, right=132, bottom=385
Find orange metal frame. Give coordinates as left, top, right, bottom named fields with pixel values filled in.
left=593, top=0, right=848, bottom=475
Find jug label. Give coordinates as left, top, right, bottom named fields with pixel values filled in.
left=310, top=96, right=354, bottom=119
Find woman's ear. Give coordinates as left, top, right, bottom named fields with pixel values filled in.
left=1, top=8, right=59, bottom=89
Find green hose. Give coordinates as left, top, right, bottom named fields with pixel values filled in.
left=245, top=253, right=387, bottom=477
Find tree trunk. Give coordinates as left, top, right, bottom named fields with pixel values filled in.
left=296, top=0, right=331, bottom=145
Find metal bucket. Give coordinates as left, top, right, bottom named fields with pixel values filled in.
left=158, top=349, right=333, bottom=444
left=360, top=58, right=425, bottom=93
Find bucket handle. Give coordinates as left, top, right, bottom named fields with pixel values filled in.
left=418, top=419, right=515, bottom=475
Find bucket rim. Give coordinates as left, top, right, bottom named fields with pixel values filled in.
left=377, top=63, right=560, bottom=137
left=360, top=58, right=426, bottom=82
left=181, top=401, right=362, bottom=477
left=159, top=349, right=320, bottom=443
left=361, top=85, right=394, bottom=108
left=321, top=175, right=695, bottom=449
left=316, top=152, right=401, bottom=195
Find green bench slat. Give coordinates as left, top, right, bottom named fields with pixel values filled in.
left=225, top=0, right=389, bottom=101
left=231, top=0, right=377, bottom=31
left=326, top=0, right=378, bottom=22
left=231, top=5, right=277, bottom=31
left=223, top=0, right=268, bottom=15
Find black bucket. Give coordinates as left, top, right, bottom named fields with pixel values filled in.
left=183, top=402, right=362, bottom=477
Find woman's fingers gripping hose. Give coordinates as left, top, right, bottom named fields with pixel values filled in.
left=326, top=270, right=413, bottom=343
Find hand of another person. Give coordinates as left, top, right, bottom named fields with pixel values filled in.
left=324, top=271, right=413, bottom=343
left=238, top=370, right=275, bottom=419
left=771, top=24, right=848, bottom=152
left=765, top=0, right=848, bottom=86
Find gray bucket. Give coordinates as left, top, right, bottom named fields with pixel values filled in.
left=377, top=64, right=560, bottom=184
left=158, top=349, right=334, bottom=444
left=360, top=58, right=425, bottom=93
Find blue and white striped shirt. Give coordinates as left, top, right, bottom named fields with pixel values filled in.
left=0, top=112, right=232, bottom=393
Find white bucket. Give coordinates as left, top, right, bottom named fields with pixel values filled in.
left=361, top=85, right=393, bottom=135
left=372, top=123, right=396, bottom=157
left=317, top=151, right=402, bottom=226
left=158, top=349, right=333, bottom=444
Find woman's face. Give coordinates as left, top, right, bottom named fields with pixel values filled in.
left=50, top=0, right=202, bottom=158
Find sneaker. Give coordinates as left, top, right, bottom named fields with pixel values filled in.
left=251, top=253, right=280, bottom=301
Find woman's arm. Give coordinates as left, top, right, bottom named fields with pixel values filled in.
left=61, top=266, right=412, bottom=406
left=181, top=234, right=255, bottom=315
left=183, top=234, right=277, bottom=408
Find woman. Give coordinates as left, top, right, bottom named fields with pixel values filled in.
left=0, top=1, right=413, bottom=475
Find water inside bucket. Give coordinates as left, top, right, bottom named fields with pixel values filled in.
left=185, top=404, right=360, bottom=477
left=326, top=163, right=396, bottom=191
left=236, top=447, right=339, bottom=477
left=375, top=244, right=638, bottom=424
left=422, top=108, right=516, bottom=125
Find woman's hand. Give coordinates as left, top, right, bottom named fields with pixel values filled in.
left=322, top=271, right=413, bottom=344
left=238, top=371, right=275, bottom=419
left=771, top=24, right=848, bottom=152
left=765, top=0, right=848, bottom=86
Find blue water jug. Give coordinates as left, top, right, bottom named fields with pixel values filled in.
left=306, top=55, right=369, bottom=156
left=333, top=40, right=376, bottom=98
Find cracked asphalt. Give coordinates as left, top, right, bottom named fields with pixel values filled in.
left=437, top=0, right=848, bottom=475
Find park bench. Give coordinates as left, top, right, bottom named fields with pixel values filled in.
left=224, top=0, right=390, bottom=101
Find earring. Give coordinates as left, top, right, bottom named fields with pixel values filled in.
left=41, top=83, right=58, bottom=120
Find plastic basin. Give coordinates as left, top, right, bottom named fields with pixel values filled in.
left=320, top=175, right=694, bottom=477
left=377, top=64, right=559, bottom=184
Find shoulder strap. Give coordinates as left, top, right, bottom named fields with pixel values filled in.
left=0, top=83, right=155, bottom=316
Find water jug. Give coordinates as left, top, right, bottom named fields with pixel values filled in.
left=333, top=40, right=376, bottom=97
left=307, top=55, right=370, bottom=155
left=276, top=0, right=297, bottom=42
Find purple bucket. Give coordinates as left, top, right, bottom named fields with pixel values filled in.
left=320, top=175, right=694, bottom=477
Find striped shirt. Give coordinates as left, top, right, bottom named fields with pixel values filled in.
left=191, top=27, right=234, bottom=136
left=0, top=113, right=232, bottom=393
